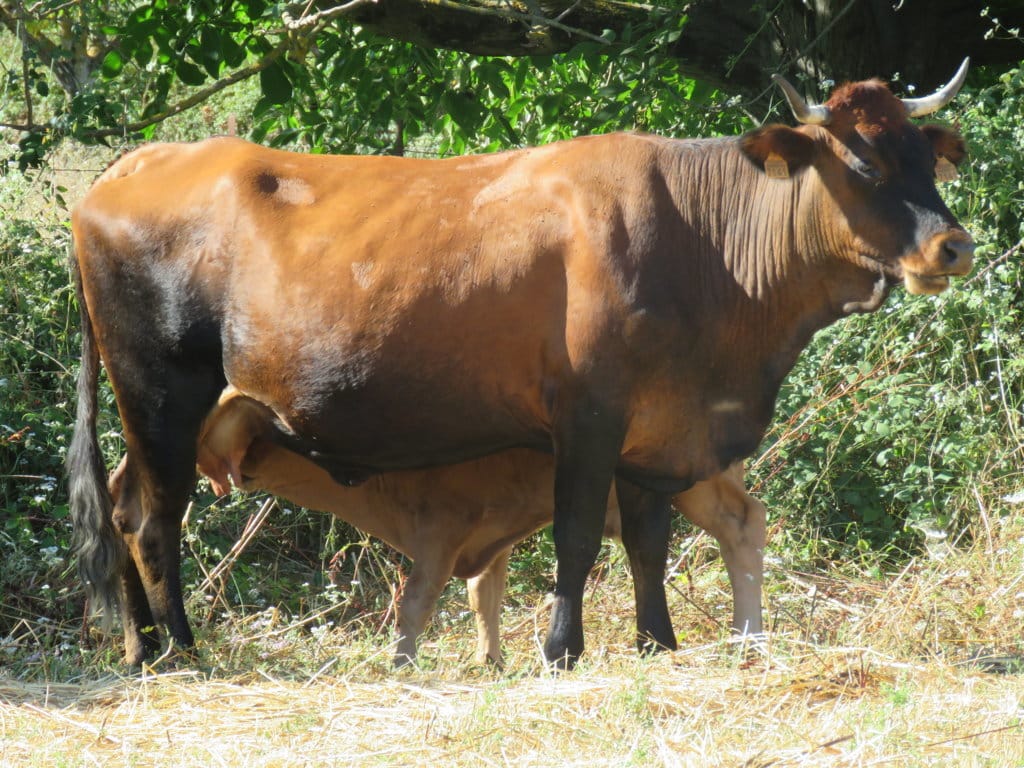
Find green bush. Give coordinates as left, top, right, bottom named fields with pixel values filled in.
left=0, top=170, right=79, bottom=645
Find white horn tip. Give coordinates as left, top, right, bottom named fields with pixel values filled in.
left=904, top=57, right=971, bottom=118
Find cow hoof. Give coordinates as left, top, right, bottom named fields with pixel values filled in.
left=636, top=633, right=677, bottom=656
left=542, top=642, right=581, bottom=671
left=123, top=631, right=161, bottom=667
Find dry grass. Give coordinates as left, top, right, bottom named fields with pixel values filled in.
left=3, top=511, right=1024, bottom=767
left=1, top=640, right=1022, bottom=766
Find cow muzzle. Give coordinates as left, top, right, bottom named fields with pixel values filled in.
left=901, top=231, right=975, bottom=295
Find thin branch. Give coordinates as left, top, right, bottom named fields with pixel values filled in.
left=21, top=48, right=33, bottom=128
left=1, top=1, right=98, bottom=94
left=80, top=0, right=379, bottom=140
left=82, top=39, right=291, bottom=139
left=921, top=723, right=1024, bottom=750
left=0, top=2, right=59, bottom=71
left=554, top=0, right=582, bottom=24
left=26, top=0, right=80, bottom=18
left=0, top=120, right=47, bottom=131
left=283, top=0, right=378, bottom=32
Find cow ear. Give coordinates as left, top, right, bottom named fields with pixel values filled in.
left=921, top=124, right=967, bottom=166
left=740, top=124, right=815, bottom=178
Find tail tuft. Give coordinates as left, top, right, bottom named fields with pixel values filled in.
left=66, top=242, right=125, bottom=629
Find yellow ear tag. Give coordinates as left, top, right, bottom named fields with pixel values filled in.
left=935, top=156, right=959, bottom=182
left=764, top=152, right=790, bottom=179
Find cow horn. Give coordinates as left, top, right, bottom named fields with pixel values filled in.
left=901, top=58, right=970, bottom=118
left=771, top=74, right=832, bottom=126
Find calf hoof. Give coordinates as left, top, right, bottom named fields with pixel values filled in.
left=393, top=645, right=418, bottom=669
left=731, top=631, right=770, bottom=661
left=392, top=633, right=419, bottom=669
left=393, top=655, right=414, bottom=669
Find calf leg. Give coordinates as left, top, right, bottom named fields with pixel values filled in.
left=615, top=479, right=676, bottom=654
left=120, top=556, right=161, bottom=665
left=675, top=463, right=765, bottom=635
left=114, top=450, right=197, bottom=657
left=394, top=551, right=458, bottom=667
left=467, top=548, right=511, bottom=665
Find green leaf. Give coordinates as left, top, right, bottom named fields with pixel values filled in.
left=221, top=35, right=246, bottom=68
left=199, top=28, right=223, bottom=78
left=175, top=60, right=206, bottom=86
left=131, top=39, right=154, bottom=68
left=101, top=50, right=124, bottom=79
left=259, top=60, right=293, bottom=105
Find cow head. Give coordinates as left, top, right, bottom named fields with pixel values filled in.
left=741, top=59, right=974, bottom=297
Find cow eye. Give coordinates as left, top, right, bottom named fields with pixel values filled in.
left=851, top=157, right=881, bottom=181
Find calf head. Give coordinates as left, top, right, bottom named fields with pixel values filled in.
left=741, top=59, right=973, bottom=298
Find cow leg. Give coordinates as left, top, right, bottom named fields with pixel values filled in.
left=107, top=455, right=161, bottom=664
left=113, top=449, right=197, bottom=658
left=108, top=363, right=221, bottom=661
left=615, top=479, right=677, bottom=654
left=545, top=411, right=623, bottom=669
left=123, top=516, right=193, bottom=655
left=676, top=463, right=766, bottom=636
left=467, top=547, right=511, bottom=665
left=394, top=552, right=458, bottom=667
left=120, top=553, right=161, bottom=665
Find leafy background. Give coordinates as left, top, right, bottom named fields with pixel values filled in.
left=1, top=3, right=1023, bottom=675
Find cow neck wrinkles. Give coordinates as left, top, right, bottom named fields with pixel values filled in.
left=664, top=137, right=855, bottom=374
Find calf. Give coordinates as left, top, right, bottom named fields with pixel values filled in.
left=191, top=387, right=765, bottom=665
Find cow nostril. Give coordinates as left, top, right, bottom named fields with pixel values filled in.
left=942, top=238, right=974, bottom=266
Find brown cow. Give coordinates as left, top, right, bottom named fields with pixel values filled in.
left=186, top=385, right=764, bottom=665
left=67, top=62, right=973, bottom=668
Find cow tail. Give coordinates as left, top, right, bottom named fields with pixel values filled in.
left=66, top=239, right=125, bottom=630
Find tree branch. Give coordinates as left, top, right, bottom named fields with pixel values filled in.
left=410, top=0, right=615, bottom=46
left=0, top=120, right=47, bottom=132
left=0, top=2, right=59, bottom=70
left=339, top=0, right=645, bottom=55
left=26, top=0, right=80, bottom=18
left=428, top=0, right=614, bottom=46
left=21, top=42, right=32, bottom=128
left=82, top=39, right=290, bottom=139
left=0, top=1, right=99, bottom=94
